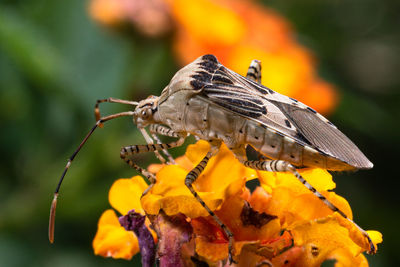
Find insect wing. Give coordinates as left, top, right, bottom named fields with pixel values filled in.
left=193, top=55, right=372, bottom=169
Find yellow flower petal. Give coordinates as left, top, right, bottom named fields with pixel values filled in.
left=195, top=236, right=228, bottom=262
left=334, top=213, right=382, bottom=253
left=148, top=155, right=194, bottom=173
left=142, top=164, right=246, bottom=217
left=259, top=168, right=336, bottom=194
left=248, top=186, right=272, bottom=213
left=108, top=176, right=148, bottom=215
left=270, top=246, right=304, bottom=267
left=286, top=192, right=352, bottom=225
left=328, top=248, right=369, bottom=267
left=258, top=168, right=351, bottom=226
left=93, top=209, right=139, bottom=260
left=142, top=141, right=255, bottom=218
left=186, top=141, right=257, bottom=191
left=288, top=215, right=379, bottom=266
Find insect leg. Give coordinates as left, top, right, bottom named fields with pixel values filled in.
left=149, top=124, right=179, bottom=138
left=139, top=127, right=169, bottom=164
left=94, top=97, right=139, bottom=127
left=94, top=98, right=170, bottom=166
left=242, top=159, right=377, bottom=254
left=149, top=124, right=179, bottom=164
left=246, top=59, right=262, bottom=84
left=120, top=137, right=185, bottom=186
left=49, top=111, right=135, bottom=244
left=185, top=143, right=236, bottom=264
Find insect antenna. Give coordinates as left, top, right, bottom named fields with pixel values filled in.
left=95, top=98, right=139, bottom=127
left=49, top=111, right=135, bottom=244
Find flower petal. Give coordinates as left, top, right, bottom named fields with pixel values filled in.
left=327, top=248, right=369, bottom=267
left=142, top=141, right=255, bottom=218
left=142, top=164, right=245, bottom=217
left=109, top=176, right=149, bottom=215
left=119, top=210, right=156, bottom=267
left=93, top=209, right=139, bottom=260
left=288, top=215, right=380, bottom=266
left=258, top=168, right=352, bottom=226
left=259, top=168, right=336, bottom=194
left=153, top=212, right=193, bottom=267
left=195, top=236, right=228, bottom=262
left=334, top=213, right=382, bottom=253
left=270, top=246, right=304, bottom=267
left=148, top=155, right=194, bottom=174
left=185, top=141, right=257, bottom=191
left=192, top=196, right=281, bottom=261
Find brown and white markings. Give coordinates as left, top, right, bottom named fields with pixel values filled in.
left=49, top=54, right=375, bottom=263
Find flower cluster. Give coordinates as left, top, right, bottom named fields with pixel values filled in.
left=89, top=0, right=338, bottom=114
left=93, top=140, right=382, bottom=266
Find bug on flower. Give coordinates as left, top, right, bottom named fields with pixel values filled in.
left=49, top=54, right=375, bottom=263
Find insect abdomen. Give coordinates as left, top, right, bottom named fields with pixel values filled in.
left=241, top=119, right=306, bottom=166
left=241, top=119, right=355, bottom=170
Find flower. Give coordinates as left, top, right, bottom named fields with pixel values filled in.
left=92, top=176, right=157, bottom=260
left=93, top=140, right=382, bottom=266
left=89, top=0, right=338, bottom=114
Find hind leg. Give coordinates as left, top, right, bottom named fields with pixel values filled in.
left=246, top=59, right=262, bottom=84
left=240, top=158, right=376, bottom=254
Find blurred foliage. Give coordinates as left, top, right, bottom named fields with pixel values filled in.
left=0, top=0, right=399, bottom=266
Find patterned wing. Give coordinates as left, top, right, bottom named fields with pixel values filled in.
left=191, top=54, right=372, bottom=169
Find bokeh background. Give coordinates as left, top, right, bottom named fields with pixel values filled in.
left=1, top=0, right=399, bottom=266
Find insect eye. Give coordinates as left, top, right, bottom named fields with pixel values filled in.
left=141, top=108, right=152, bottom=119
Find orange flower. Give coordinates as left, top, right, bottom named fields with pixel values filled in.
left=92, top=209, right=139, bottom=259
left=93, top=141, right=382, bottom=265
left=92, top=176, right=157, bottom=260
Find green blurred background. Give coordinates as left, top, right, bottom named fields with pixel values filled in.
left=0, top=0, right=399, bottom=266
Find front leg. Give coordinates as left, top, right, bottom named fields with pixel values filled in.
left=120, top=137, right=185, bottom=196
left=138, top=127, right=168, bottom=164
left=149, top=124, right=180, bottom=164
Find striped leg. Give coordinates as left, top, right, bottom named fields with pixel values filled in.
left=243, top=159, right=376, bottom=254
left=149, top=124, right=179, bottom=138
left=246, top=59, right=262, bottom=84
left=138, top=127, right=169, bottom=164
left=149, top=124, right=179, bottom=164
left=185, top=145, right=236, bottom=264
left=120, top=137, right=185, bottom=193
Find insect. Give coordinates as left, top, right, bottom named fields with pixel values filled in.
left=49, top=54, right=376, bottom=263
